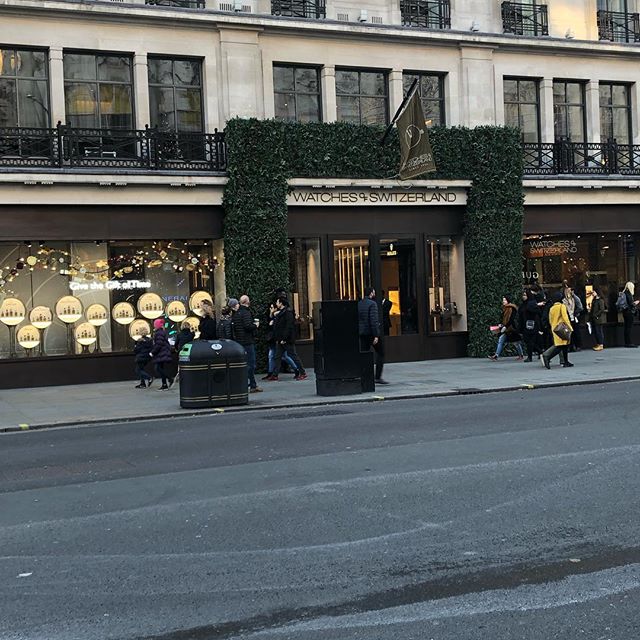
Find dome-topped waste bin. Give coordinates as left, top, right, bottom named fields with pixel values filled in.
left=179, top=339, right=248, bottom=408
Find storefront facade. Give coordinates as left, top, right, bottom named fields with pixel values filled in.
left=0, top=175, right=227, bottom=387
left=285, top=182, right=470, bottom=365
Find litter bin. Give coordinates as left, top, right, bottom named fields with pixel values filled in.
left=179, top=339, right=248, bottom=408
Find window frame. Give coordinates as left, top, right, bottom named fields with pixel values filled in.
left=402, top=71, right=446, bottom=127
left=599, top=81, right=633, bottom=145
left=335, top=67, right=389, bottom=126
left=63, top=50, right=135, bottom=130
left=503, top=76, right=541, bottom=143
left=273, top=63, right=323, bottom=123
left=147, top=55, right=205, bottom=133
left=552, top=79, right=587, bottom=143
left=0, top=46, right=51, bottom=128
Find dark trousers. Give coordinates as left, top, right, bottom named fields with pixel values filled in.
left=523, top=332, right=542, bottom=359
left=135, top=362, right=152, bottom=383
left=155, top=362, right=170, bottom=385
left=360, top=335, right=384, bottom=380
left=543, top=344, right=569, bottom=365
left=273, top=342, right=305, bottom=375
left=623, top=310, right=634, bottom=346
left=593, top=323, right=604, bottom=346
left=244, top=344, right=257, bottom=389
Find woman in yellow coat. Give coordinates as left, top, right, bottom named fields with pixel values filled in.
left=542, top=292, right=573, bottom=369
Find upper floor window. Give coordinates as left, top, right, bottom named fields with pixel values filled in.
left=400, top=0, right=451, bottom=29
left=597, top=0, right=640, bottom=43
left=599, top=82, right=632, bottom=144
left=502, top=1, right=549, bottom=37
left=64, top=53, right=133, bottom=129
left=0, top=48, right=49, bottom=128
left=553, top=80, right=586, bottom=142
left=271, top=0, right=326, bottom=19
left=273, top=65, right=321, bottom=123
left=336, top=69, right=388, bottom=126
left=148, top=57, right=203, bottom=132
left=402, top=72, right=445, bottom=126
left=503, top=77, right=540, bottom=143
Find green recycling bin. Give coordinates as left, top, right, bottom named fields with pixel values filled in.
left=179, top=339, right=248, bottom=408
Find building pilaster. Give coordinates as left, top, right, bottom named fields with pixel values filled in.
left=133, top=53, right=151, bottom=129
left=48, top=47, right=66, bottom=126
left=321, top=66, right=337, bottom=122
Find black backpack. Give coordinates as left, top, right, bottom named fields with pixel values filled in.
left=616, top=291, right=629, bottom=312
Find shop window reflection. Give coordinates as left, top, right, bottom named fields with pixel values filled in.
left=427, top=237, right=466, bottom=333
left=522, top=233, right=639, bottom=322
left=288, top=238, right=321, bottom=340
left=333, top=239, right=371, bottom=302
left=379, top=238, right=418, bottom=336
left=0, top=240, right=218, bottom=359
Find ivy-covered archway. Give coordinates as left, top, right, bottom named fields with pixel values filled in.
left=223, top=119, right=524, bottom=359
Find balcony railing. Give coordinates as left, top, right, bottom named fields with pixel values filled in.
left=597, top=10, right=640, bottom=43
left=400, top=0, right=451, bottom=29
left=0, top=125, right=227, bottom=172
left=502, top=2, right=548, bottom=36
left=523, top=140, right=640, bottom=176
left=144, top=0, right=206, bottom=7
left=271, top=0, right=326, bottom=19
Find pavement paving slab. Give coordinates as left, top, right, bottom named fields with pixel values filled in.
left=1, top=347, right=638, bottom=432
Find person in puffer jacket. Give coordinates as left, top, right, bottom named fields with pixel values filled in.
left=151, top=318, right=174, bottom=390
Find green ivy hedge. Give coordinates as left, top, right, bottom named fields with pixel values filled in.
left=222, top=118, right=524, bottom=360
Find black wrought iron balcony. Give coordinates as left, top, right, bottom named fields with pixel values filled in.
left=400, top=0, right=450, bottom=29
left=597, top=10, right=640, bottom=43
left=145, top=0, right=206, bottom=7
left=502, top=1, right=548, bottom=36
left=271, top=0, right=326, bottom=19
left=0, top=125, right=227, bottom=172
left=523, top=140, right=640, bottom=176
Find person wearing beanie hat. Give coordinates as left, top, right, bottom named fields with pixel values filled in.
left=227, top=298, right=239, bottom=309
left=151, top=317, right=174, bottom=389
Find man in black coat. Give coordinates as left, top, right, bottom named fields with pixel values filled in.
left=231, top=295, right=261, bottom=392
left=268, top=296, right=307, bottom=381
left=380, top=289, right=393, bottom=336
left=358, top=287, right=388, bottom=384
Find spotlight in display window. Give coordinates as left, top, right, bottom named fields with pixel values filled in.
left=29, top=306, right=53, bottom=329
left=86, top=303, right=109, bottom=327
left=75, top=322, right=97, bottom=347
left=55, top=296, right=83, bottom=324
left=112, top=302, right=136, bottom=325
left=166, top=300, right=188, bottom=323
left=137, top=293, right=164, bottom=319
left=189, top=290, right=213, bottom=317
left=0, top=298, right=26, bottom=326
left=17, top=325, right=40, bottom=350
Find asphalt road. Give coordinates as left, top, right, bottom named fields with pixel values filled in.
left=1, top=382, right=640, bottom=640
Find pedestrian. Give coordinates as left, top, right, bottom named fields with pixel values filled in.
left=133, top=326, right=153, bottom=389
left=520, top=289, right=543, bottom=362
left=175, top=320, right=195, bottom=352
left=230, top=295, right=262, bottom=393
left=217, top=305, right=233, bottom=339
left=358, top=287, right=388, bottom=384
left=199, top=299, right=217, bottom=340
left=563, top=282, right=583, bottom=352
left=151, top=318, right=175, bottom=389
left=541, top=292, right=573, bottom=369
left=262, top=302, right=297, bottom=379
left=381, top=289, right=393, bottom=336
left=488, top=295, right=524, bottom=361
left=616, top=281, right=638, bottom=347
left=587, top=287, right=606, bottom=351
left=266, top=296, right=307, bottom=381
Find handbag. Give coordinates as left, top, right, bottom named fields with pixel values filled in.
left=525, top=319, right=536, bottom=331
left=553, top=321, right=572, bottom=341
left=489, top=324, right=501, bottom=335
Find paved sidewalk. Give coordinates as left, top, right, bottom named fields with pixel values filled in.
left=1, top=347, right=639, bottom=432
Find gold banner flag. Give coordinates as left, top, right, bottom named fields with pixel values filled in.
left=397, top=87, right=437, bottom=180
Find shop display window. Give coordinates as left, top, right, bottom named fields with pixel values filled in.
left=333, top=239, right=371, bottom=302
left=288, top=238, right=321, bottom=340
left=0, top=240, right=219, bottom=359
left=523, top=233, right=639, bottom=320
left=427, top=237, right=466, bottom=333
left=379, top=238, right=418, bottom=335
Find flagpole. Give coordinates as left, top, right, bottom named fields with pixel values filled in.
left=381, top=78, right=419, bottom=145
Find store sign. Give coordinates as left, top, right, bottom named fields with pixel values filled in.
left=288, top=189, right=465, bottom=206
left=69, top=279, right=151, bottom=292
left=527, top=240, right=578, bottom=258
